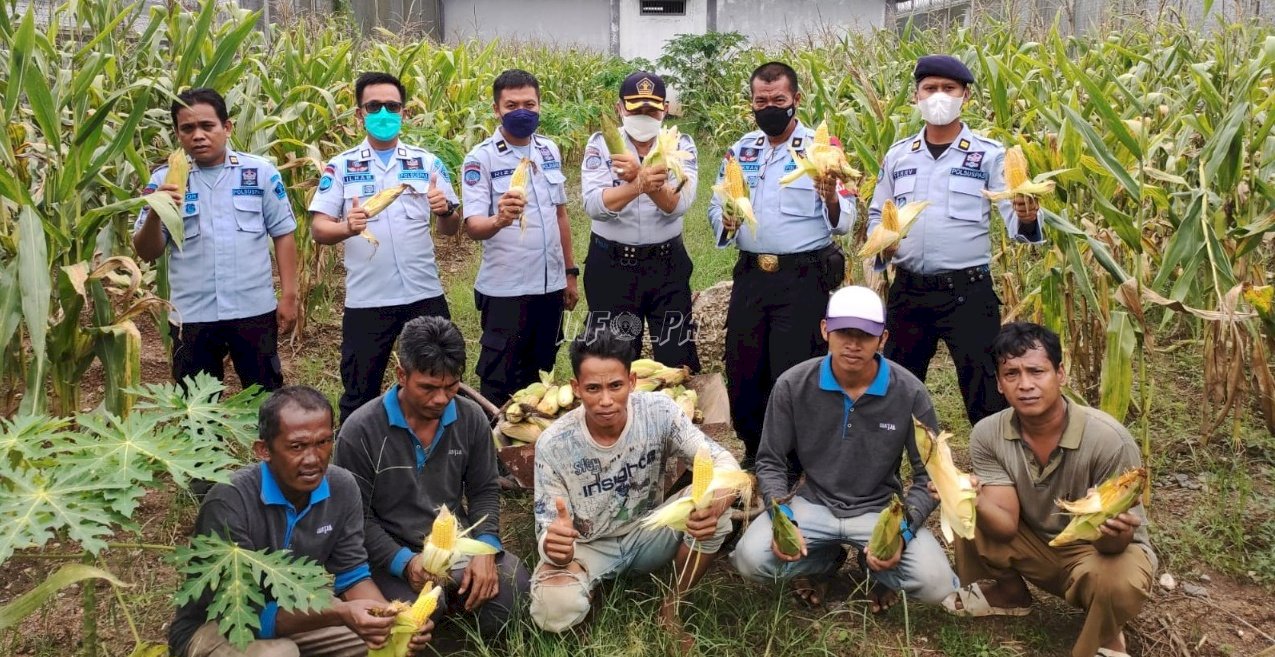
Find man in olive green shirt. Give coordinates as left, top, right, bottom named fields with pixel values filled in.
left=944, top=322, right=1154, bottom=657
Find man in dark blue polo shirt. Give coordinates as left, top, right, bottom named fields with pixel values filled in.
left=169, top=386, right=434, bottom=657
left=333, top=316, right=529, bottom=639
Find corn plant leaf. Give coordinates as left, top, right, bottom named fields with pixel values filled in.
left=1099, top=311, right=1138, bottom=423
left=0, top=563, right=128, bottom=630
left=3, top=8, right=35, bottom=122
left=0, top=261, right=21, bottom=357
left=1060, top=105, right=1141, bottom=202
left=0, top=462, right=128, bottom=565
left=173, top=534, right=333, bottom=651
left=16, top=206, right=50, bottom=413
left=130, top=372, right=263, bottom=450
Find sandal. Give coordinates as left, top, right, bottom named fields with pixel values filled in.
left=942, top=583, right=1032, bottom=617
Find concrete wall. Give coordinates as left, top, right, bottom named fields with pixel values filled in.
left=713, top=0, right=887, bottom=45
left=440, top=0, right=612, bottom=49
left=618, top=0, right=709, bottom=61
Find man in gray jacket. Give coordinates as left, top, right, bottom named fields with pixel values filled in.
left=333, top=316, right=529, bottom=638
left=731, top=286, right=958, bottom=610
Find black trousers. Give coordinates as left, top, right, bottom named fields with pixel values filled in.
left=170, top=310, right=282, bottom=392
left=885, top=265, right=1008, bottom=426
left=582, top=234, right=700, bottom=372
left=340, top=295, right=450, bottom=423
left=726, top=246, right=843, bottom=466
left=475, top=290, right=564, bottom=406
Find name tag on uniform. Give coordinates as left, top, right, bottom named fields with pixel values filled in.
left=950, top=168, right=988, bottom=180
left=344, top=173, right=374, bottom=183
left=399, top=171, right=429, bottom=180
left=892, top=168, right=917, bottom=180
left=490, top=168, right=514, bottom=179
left=542, top=161, right=561, bottom=171
left=233, top=187, right=264, bottom=197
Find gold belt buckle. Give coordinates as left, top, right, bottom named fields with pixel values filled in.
left=757, top=254, right=779, bottom=273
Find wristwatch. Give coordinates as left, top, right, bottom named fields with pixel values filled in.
left=439, top=200, right=460, bottom=217
left=565, top=266, right=580, bottom=277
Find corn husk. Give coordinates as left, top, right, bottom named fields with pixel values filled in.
left=418, top=506, right=499, bottom=579
left=858, top=200, right=931, bottom=259
left=601, top=113, right=627, bottom=155
left=984, top=145, right=1056, bottom=200
left=368, top=584, right=441, bottom=657
left=913, top=418, right=977, bottom=542
left=630, top=358, right=662, bottom=378
left=1049, top=467, right=1147, bottom=546
left=771, top=501, right=802, bottom=557
left=868, top=495, right=905, bottom=559
left=641, top=445, right=752, bottom=532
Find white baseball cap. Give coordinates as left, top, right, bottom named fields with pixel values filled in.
left=825, top=286, right=885, bottom=336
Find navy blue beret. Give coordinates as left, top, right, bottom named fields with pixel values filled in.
left=913, top=55, right=975, bottom=85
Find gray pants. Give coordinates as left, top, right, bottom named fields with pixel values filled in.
left=372, top=550, right=530, bottom=638
left=184, top=622, right=365, bottom=657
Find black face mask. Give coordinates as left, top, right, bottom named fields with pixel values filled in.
left=754, top=105, right=795, bottom=137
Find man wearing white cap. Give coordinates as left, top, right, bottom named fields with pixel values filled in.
left=732, top=286, right=958, bottom=611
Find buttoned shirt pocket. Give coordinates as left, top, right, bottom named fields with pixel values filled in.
left=544, top=168, right=567, bottom=206
left=401, top=179, right=432, bottom=221
left=232, top=195, right=266, bottom=232
left=181, top=205, right=202, bottom=243
left=779, top=177, right=817, bottom=217
left=892, top=175, right=916, bottom=206
left=948, top=175, right=986, bottom=222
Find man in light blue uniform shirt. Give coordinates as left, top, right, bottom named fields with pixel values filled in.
left=580, top=71, right=699, bottom=371
left=311, top=72, right=462, bottom=423
left=462, top=69, right=579, bottom=405
left=134, top=87, right=297, bottom=392
left=867, top=55, right=1042, bottom=426
left=708, top=61, right=857, bottom=468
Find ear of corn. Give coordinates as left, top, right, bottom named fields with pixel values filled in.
left=536, top=385, right=560, bottom=415
left=369, top=584, right=442, bottom=657
left=499, top=419, right=542, bottom=443
left=419, top=506, right=498, bottom=578
left=641, top=449, right=752, bottom=532
left=771, top=501, right=803, bottom=557
left=556, top=383, right=574, bottom=408
left=651, top=365, right=689, bottom=387
left=912, top=418, right=977, bottom=542
left=779, top=120, right=862, bottom=187
left=363, top=183, right=411, bottom=217
left=507, top=157, right=532, bottom=232
left=713, top=157, right=758, bottom=239
left=601, top=113, right=627, bottom=155
left=859, top=200, right=931, bottom=259
left=1049, top=467, right=1147, bottom=546
left=690, top=446, right=713, bottom=505
left=630, top=358, right=662, bottom=378
left=984, top=145, right=1056, bottom=200
left=644, top=126, right=692, bottom=190
left=163, top=149, right=190, bottom=200
left=868, top=494, right=905, bottom=559
left=675, top=389, right=697, bottom=420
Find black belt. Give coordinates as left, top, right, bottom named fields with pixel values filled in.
left=591, top=234, right=680, bottom=263
left=894, top=264, right=991, bottom=290
left=738, top=245, right=832, bottom=273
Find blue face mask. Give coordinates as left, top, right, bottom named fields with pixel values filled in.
left=364, top=108, right=402, bottom=142
left=501, top=108, right=540, bottom=139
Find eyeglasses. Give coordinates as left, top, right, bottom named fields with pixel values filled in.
left=362, top=101, right=404, bottom=114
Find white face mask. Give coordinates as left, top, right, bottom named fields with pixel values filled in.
left=621, top=114, right=662, bottom=142
left=917, top=92, right=964, bottom=126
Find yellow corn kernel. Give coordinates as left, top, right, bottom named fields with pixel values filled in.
left=363, top=183, right=411, bottom=218
left=164, top=149, right=190, bottom=200
left=690, top=445, right=713, bottom=504
left=428, top=506, right=456, bottom=552
left=407, top=584, right=441, bottom=627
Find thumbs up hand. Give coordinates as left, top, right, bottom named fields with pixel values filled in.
left=426, top=173, right=450, bottom=216
left=544, top=496, right=578, bottom=566
left=347, top=195, right=369, bottom=235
